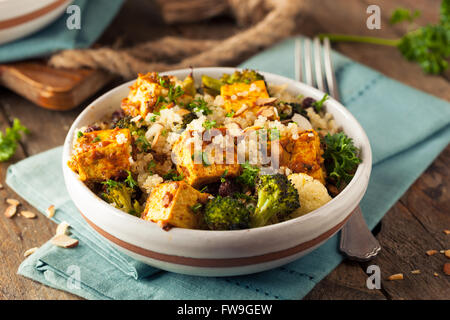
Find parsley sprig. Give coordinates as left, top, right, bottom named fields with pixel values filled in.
left=236, top=162, right=260, bottom=188
left=185, top=98, right=212, bottom=115
left=319, top=0, right=450, bottom=74
left=0, top=119, right=30, bottom=162
left=323, top=133, right=361, bottom=187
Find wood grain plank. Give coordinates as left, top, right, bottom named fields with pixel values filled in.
left=0, top=0, right=448, bottom=300
left=360, top=200, right=450, bottom=300
left=0, top=100, right=78, bottom=300
left=304, top=260, right=386, bottom=300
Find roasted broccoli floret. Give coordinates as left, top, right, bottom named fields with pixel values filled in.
left=181, top=112, right=198, bottom=129
left=204, top=196, right=251, bottom=230
left=101, top=180, right=141, bottom=216
left=251, top=174, right=300, bottom=228
left=201, top=75, right=223, bottom=96
left=114, top=116, right=151, bottom=152
left=201, top=70, right=265, bottom=96
left=221, top=69, right=265, bottom=85
left=114, top=116, right=144, bottom=133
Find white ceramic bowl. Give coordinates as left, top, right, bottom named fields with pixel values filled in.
left=63, top=67, right=372, bottom=276
left=0, top=0, right=72, bottom=45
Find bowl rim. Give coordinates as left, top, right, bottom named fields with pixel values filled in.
left=63, top=67, right=372, bottom=238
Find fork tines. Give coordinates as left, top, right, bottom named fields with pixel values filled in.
left=295, top=37, right=340, bottom=101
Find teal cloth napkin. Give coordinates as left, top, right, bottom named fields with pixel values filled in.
left=0, top=0, right=124, bottom=63
left=8, top=37, right=450, bottom=300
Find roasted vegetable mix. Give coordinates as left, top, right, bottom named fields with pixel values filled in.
left=69, top=69, right=362, bottom=230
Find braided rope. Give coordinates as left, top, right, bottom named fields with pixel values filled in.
left=49, top=0, right=304, bottom=78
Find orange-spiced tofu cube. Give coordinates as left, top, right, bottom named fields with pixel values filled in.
left=172, top=128, right=241, bottom=187
left=280, top=130, right=326, bottom=184
left=68, top=129, right=132, bottom=181
left=220, top=80, right=274, bottom=117
left=141, top=181, right=210, bottom=229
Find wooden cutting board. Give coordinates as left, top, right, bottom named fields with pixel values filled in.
left=0, top=61, right=114, bottom=111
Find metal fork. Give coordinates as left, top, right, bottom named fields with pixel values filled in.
left=295, top=37, right=381, bottom=262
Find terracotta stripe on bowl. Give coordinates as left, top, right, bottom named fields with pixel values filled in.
left=0, top=0, right=68, bottom=30
left=80, top=208, right=356, bottom=268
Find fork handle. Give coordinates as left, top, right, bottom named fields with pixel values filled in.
left=340, top=206, right=381, bottom=262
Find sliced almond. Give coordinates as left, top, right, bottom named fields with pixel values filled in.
left=411, top=270, right=421, bottom=275
left=46, top=205, right=55, bottom=218
left=255, top=97, right=278, bottom=106
left=243, top=125, right=262, bottom=133
left=0, top=183, right=4, bottom=189
left=434, top=272, right=439, bottom=277
left=4, top=205, right=17, bottom=218
left=260, top=108, right=275, bottom=118
left=444, top=230, right=450, bottom=235
left=56, top=221, right=70, bottom=236
left=20, top=210, right=36, bottom=219
left=445, top=250, right=450, bottom=259
left=149, top=124, right=164, bottom=148
left=176, top=109, right=191, bottom=117
left=426, top=250, right=438, bottom=256
left=6, top=198, right=20, bottom=206
left=51, top=234, right=78, bottom=248
left=233, top=104, right=249, bottom=117
left=444, top=263, right=450, bottom=275
left=387, top=273, right=403, bottom=281
left=23, top=247, right=38, bottom=257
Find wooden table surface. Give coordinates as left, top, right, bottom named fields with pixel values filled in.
left=0, top=0, right=448, bottom=300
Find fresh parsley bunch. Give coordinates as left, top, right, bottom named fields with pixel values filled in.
left=319, top=0, right=450, bottom=74
left=0, top=119, right=29, bottom=162
left=323, top=132, right=361, bottom=187
left=236, top=162, right=260, bottom=188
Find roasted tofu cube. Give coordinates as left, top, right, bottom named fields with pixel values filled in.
left=280, top=130, right=326, bottom=184
left=122, top=72, right=195, bottom=119
left=121, top=72, right=164, bottom=118
left=172, top=128, right=241, bottom=187
left=221, top=80, right=276, bottom=118
left=141, top=181, right=210, bottom=229
left=68, top=129, right=132, bottom=181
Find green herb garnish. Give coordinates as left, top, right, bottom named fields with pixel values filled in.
left=323, top=132, right=362, bottom=187
left=319, top=0, right=450, bottom=74
left=101, top=179, right=119, bottom=188
left=147, top=160, right=156, bottom=174
left=124, top=170, right=138, bottom=189
left=220, top=169, right=229, bottom=183
left=202, top=152, right=211, bottom=166
left=77, top=131, right=84, bottom=139
left=226, top=110, right=235, bottom=117
left=390, top=7, right=421, bottom=25
left=190, top=203, right=203, bottom=213
left=163, top=170, right=184, bottom=181
left=203, top=120, right=217, bottom=130
left=92, top=136, right=101, bottom=143
left=236, top=162, right=260, bottom=188
left=186, top=98, right=212, bottom=115
left=312, top=94, right=329, bottom=113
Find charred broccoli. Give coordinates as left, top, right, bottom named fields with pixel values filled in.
left=204, top=196, right=251, bottom=230
left=201, top=75, right=223, bottom=96
left=114, top=116, right=151, bottom=152
left=181, top=112, right=198, bottom=129
left=251, top=174, right=300, bottom=228
left=201, top=70, right=265, bottom=96
left=221, top=69, right=265, bottom=85
left=101, top=180, right=141, bottom=216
